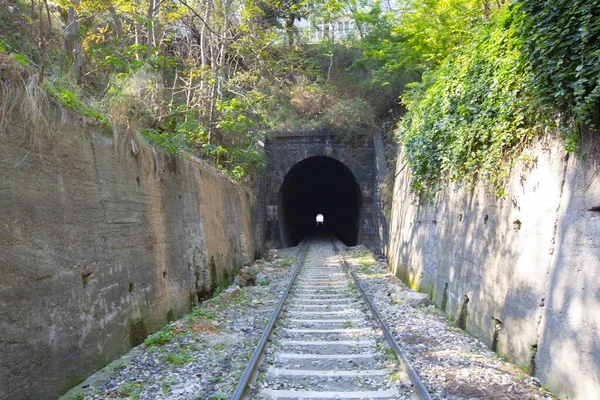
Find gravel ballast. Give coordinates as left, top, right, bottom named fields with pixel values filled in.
left=342, top=245, right=557, bottom=400
left=62, top=243, right=557, bottom=400
left=62, top=248, right=300, bottom=400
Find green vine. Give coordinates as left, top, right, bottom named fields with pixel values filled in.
left=396, top=1, right=600, bottom=197
left=518, top=0, right=600, bottom=149
left=398, top=5, right=541, bottom=196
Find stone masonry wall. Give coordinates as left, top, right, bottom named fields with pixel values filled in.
left=0, top=113, right=256, bottom=399
left=263, top=130, right=379, bottom=249
left=387, top=137, right=600, bottom=399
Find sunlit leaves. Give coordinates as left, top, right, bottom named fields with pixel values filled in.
left=357, top=0, right=486, bottom=86
left=518, top=0, right=600, bottom=142
left=397, top=5, right=541, bottom=195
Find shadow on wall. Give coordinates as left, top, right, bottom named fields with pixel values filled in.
left=387, top=138, right=600, bottom=398
left=393, top=179, right=541, bottom=365
left=535, top=147, right=600, bottom=399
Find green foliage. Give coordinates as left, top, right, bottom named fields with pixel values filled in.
left=139, top=128, right=186, bottom=155
left=321, top=97, right=374, bottom=141
left=11, top=52, right=29, bottom=67
left=356, top=0, right=487, bottom=85
left=258, top=277, right=269, bottom=286
left=116, top=382, right=144, bottom=399
left=6, top=0, right=597, bottom=195
left=518, top=0, right=600, bottom=147
left=189, top=306, right=215, bottom=320
left=212, top=285, right=225, bottom=298
left=289, top=77, right=332, bottom=118
left=397, top=1, right=600, bottom=196
left=279, top=258, right=292, bottom=267
left=397, top=5, right=542, bottom=196
left=67, top=392, right=84, bottom=400
left=166, top=347, right=194, bottom=366
left=44, top=81, right=108, bottom=126
left=144, top=325, right=175, bottom=347
left=208, top=392, right=227, bottom=400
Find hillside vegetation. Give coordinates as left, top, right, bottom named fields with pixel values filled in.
left=0, top=0, right=598, bottom=191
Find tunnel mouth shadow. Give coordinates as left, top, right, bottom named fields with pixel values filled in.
left=278, top=156, right=362, bottom=247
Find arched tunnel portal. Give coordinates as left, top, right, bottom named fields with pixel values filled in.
left=278, top=156, right=363, bottom=247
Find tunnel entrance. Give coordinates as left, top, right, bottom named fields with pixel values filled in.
left=279, top=156, right=363, bottom=247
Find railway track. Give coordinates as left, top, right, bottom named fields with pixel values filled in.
left=232, top=237, right=431, bottom=400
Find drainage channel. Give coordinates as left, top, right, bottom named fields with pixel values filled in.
left=232, top=237, right=431, bottom=400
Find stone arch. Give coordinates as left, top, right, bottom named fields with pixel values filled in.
left=274, top=147, right=367, bottom=193
left=262, top=132, right=378, bottom=249
left=277, top=155, right=364, bottom=247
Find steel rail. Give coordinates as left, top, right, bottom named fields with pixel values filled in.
left=330, top=238, right=433, bottom=400
left=230, top=237, right=311, bottom=400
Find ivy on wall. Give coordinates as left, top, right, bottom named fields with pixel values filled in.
left=519, top=0, right=600, bottom=149
left=397, top=1, right=600, bottom=196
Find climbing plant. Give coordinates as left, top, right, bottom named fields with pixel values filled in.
left=397, top=5, right=541, bottom=196
left=396, top=1, right=600, bottom=196
left=518, top=0, right=600, bottom=149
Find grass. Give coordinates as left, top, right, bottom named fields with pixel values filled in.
left=212, top=286, right=226, bottom=297
left=279, top=258, right=292, bottom=267
left=342, top=321, right=353, bottom=328
left=110, top=360, right=128, bottom=370
left=166, top=347, right=194, bottom=366
left=144, top=325, right=175, bottom=347
left=116, top=382, right=144, bottom=399
left=189, top=306, right=215, bottom=320
left=257, top=278, right=269, bottom=286
left=278, top=318, right=290, bottom=328
left=160, top=379, right=175, bottom=394
left=347, top=248, right=377, bottom=272
left=384, top=347, right=396, bottom=363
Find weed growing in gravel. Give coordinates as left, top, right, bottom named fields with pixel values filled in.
left=230, top=288, right=249, bottom=305
left=388, top=370, right=401, bottom=382
left=166, top=346, right=194, bottom=366
left=110, top=361, right=128, bottom=370
left=256, top=370, right=267, bottom=384
left=347, top=248, right=377, bottom=272
left=117, top=382, right=144, bottom=399
left=189, top=306, right=216, bottom=320
left=279, top=258, right=292, bottom=267
left=145, top=325, right=175, bottom=347
left=342, top=321, right=353, bottom=328
left=274, top=326, right=285, bottom=336
left=207, top=346, right=224, bottom=359
left=257, top=278, right=269, bottom=286
left=278, top=318, right=290, bottom=328
left=160, top=379, right=175, bottom=394
left=383, top=347, right=396, bottom=363
left=68, top=391, right=84, bottom=400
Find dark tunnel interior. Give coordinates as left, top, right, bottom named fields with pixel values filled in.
left=279, top=156, right=363, bottom=247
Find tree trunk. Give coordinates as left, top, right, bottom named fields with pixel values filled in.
left=38, top=0, right=45, bottom=83
left=64, top=0, right=83, bottom=84
left=133, top=0, right=144, bottom=59
left=147, top=0, right=157, bottom=47
left=108, top=6, right=123, bottom=39
left=285, top=17, right=295, bottom=47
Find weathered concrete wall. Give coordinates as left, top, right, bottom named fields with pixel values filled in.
left=263, top=130, right=380, bottom=249
left=0, top=113, right=255, bottom=399
left=387, top=137, right=600, bottom=399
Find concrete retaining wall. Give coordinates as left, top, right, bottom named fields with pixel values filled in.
left=387, top=137, right=600, bottom=399
left=0, top=113, right=256, bottom=399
